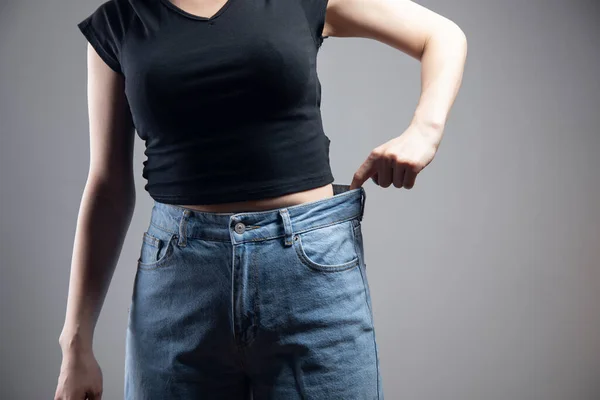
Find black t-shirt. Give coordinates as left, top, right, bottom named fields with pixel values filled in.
left=77, top=0, right=335, bottom=205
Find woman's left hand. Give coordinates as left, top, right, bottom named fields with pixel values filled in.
left=349, top=123, right=442, bottom=190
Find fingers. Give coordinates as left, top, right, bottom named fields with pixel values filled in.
left=402, top=167, right=418, bottom=189
left=383, top=157, right=419, bottom=190
left=87, top=390, right=103, bottom=400
left=392, top=161, right=405, bottom=188
left=54, top=389, right=88, bottom=400
left=378, top=157, right=393, bottom=188
left=54, top=386, right=102, bottom=400
left=350, top=152, right=379, bottom=190
left=371, top=172, right=379, bottom=186
left=351, top=147, right=421, bottom=190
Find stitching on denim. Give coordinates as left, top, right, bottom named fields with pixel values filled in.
left=250, top=248, right=259, bottom=346
left=148, top=214, right=362, bottom=243
left=294, top=234, right=359, bottom=272
left=137, top=234, right=178, bottom=270
left=243, top=214, right=357, bottom=244
left=293, top=221, right=360, bottom=272
left=351, top=221, right=361, bottom=268
left=160, top=182, right=354, bottom=219
left=352, top=221, right=367, bottom=270
left=179, top=212, right=189, bottom=247
left=294, top=215, right=356, bottom=236
left=355, top=255, right=379, bottom=398
left=150, top=221, right=177, bottom=235
left=142, top=231, right=161, bottom=248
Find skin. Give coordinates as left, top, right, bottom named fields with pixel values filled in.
left=55, top=0, right=467, bottom=398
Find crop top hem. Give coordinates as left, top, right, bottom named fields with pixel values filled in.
left=149, top=171, right=336, bottom=205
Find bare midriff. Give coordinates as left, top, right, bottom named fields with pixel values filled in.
left=177, top=183, right=334, bottom=213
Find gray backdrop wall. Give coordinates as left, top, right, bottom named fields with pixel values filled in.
left=1, top=0, right=599, bottom=399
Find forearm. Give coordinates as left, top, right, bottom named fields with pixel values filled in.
left=59, top=178, right=135, bottom=353
left=410, top=22, right=467, bottom=147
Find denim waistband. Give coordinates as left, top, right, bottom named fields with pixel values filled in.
left=147, top=183, right=366, bottom=245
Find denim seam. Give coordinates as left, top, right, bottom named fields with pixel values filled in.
left=243, top=214, right=361, bottom=244
left=142, top=231, right=161, bottom=248
left=293, top=236, right=360, bottom=272
left=178, top=211, right=190, bottom=247
left=358, top=259, right=380, bottom=399
left=250, top=248, right=259, bottom=346
left=149, top=215, right=361, bottom=243
left=292, top=219, right=360, bottom=272
left=151, top=184, right=358, bottom=217
left=137, top=233, right=178, bottom=270
left=351, top=223, right=361, bottom=266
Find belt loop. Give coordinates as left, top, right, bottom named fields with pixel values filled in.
left=279, top=208, right=294, bottom=247
left=359, top=187, right=366, bottom=222
left=178, top=209, right=192, bottom=247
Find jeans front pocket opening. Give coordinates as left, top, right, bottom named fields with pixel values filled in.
left=292, top=220, right=360, bottom=272
left=137, top=232, right=178, bottom=270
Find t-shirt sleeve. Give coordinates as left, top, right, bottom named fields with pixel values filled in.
left=77, top=0, right=133, bottom=74
left=300, top=0, right=330, bottom=48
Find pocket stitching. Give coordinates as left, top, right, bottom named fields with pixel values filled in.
left=352, top=220, right=365, bottom=268
left=137, top=233, right=178, bottom=270
left=292, top=221, right=360, bottom=272
left=142, top=231, right=161, bottom=248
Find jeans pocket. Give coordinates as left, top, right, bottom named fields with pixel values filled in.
left=292, top=218, right=360, bottom=272
left=137, top=227, right=178, bottom=270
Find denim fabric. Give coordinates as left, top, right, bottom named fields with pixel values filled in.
left=125, top=183, right=383, bottom=399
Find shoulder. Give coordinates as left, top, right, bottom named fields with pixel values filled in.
left=78, top=0, right=137, bottom=33
left=77, top=0, right=140, bottom=74
left=94, top=0, right=135, bottom=16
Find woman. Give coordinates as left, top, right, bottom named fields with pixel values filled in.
left=55, top=0, right=466, bottom=398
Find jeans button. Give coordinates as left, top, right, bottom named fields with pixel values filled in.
left=234, top=222, right=246, bottom=234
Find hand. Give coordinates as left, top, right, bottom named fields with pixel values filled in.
left=55, top=349, right=103, bottom=400
left=349, top=124, right=441, bottom=190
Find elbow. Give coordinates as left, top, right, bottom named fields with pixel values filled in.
left=422, top=20, right=467, bottom=60
left=442, top=20, right=467, bottom=55
left=453, top=22, right=467, bottom=53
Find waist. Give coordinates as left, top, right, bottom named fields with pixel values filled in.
left=147, top=183, right=366, bottom=244
left=176, top=183, right=333, bottom=213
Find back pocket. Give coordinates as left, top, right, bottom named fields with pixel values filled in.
left=292, top=219, right=360, bottom=272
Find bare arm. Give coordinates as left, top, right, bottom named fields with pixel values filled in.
left=324, top=0, right=467, bottom=146
left=324, top=0, right=467, bottom=189
left=58, top=42, right=136, bottom=353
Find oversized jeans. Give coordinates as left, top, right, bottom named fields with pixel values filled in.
left=125, top=183, right=383, bottom=399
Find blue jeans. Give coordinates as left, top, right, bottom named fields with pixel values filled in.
left=125, top=183, right=383, bottom=399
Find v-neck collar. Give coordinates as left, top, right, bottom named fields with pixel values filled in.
left=159, top=0, right=235, bottom=21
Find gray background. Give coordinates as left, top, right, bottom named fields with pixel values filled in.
left=1, top=0, right=599, bottom=399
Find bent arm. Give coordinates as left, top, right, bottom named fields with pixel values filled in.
left=324, top=0, right=468, bottom=147
left=59, top=43, right=136, bottom=353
